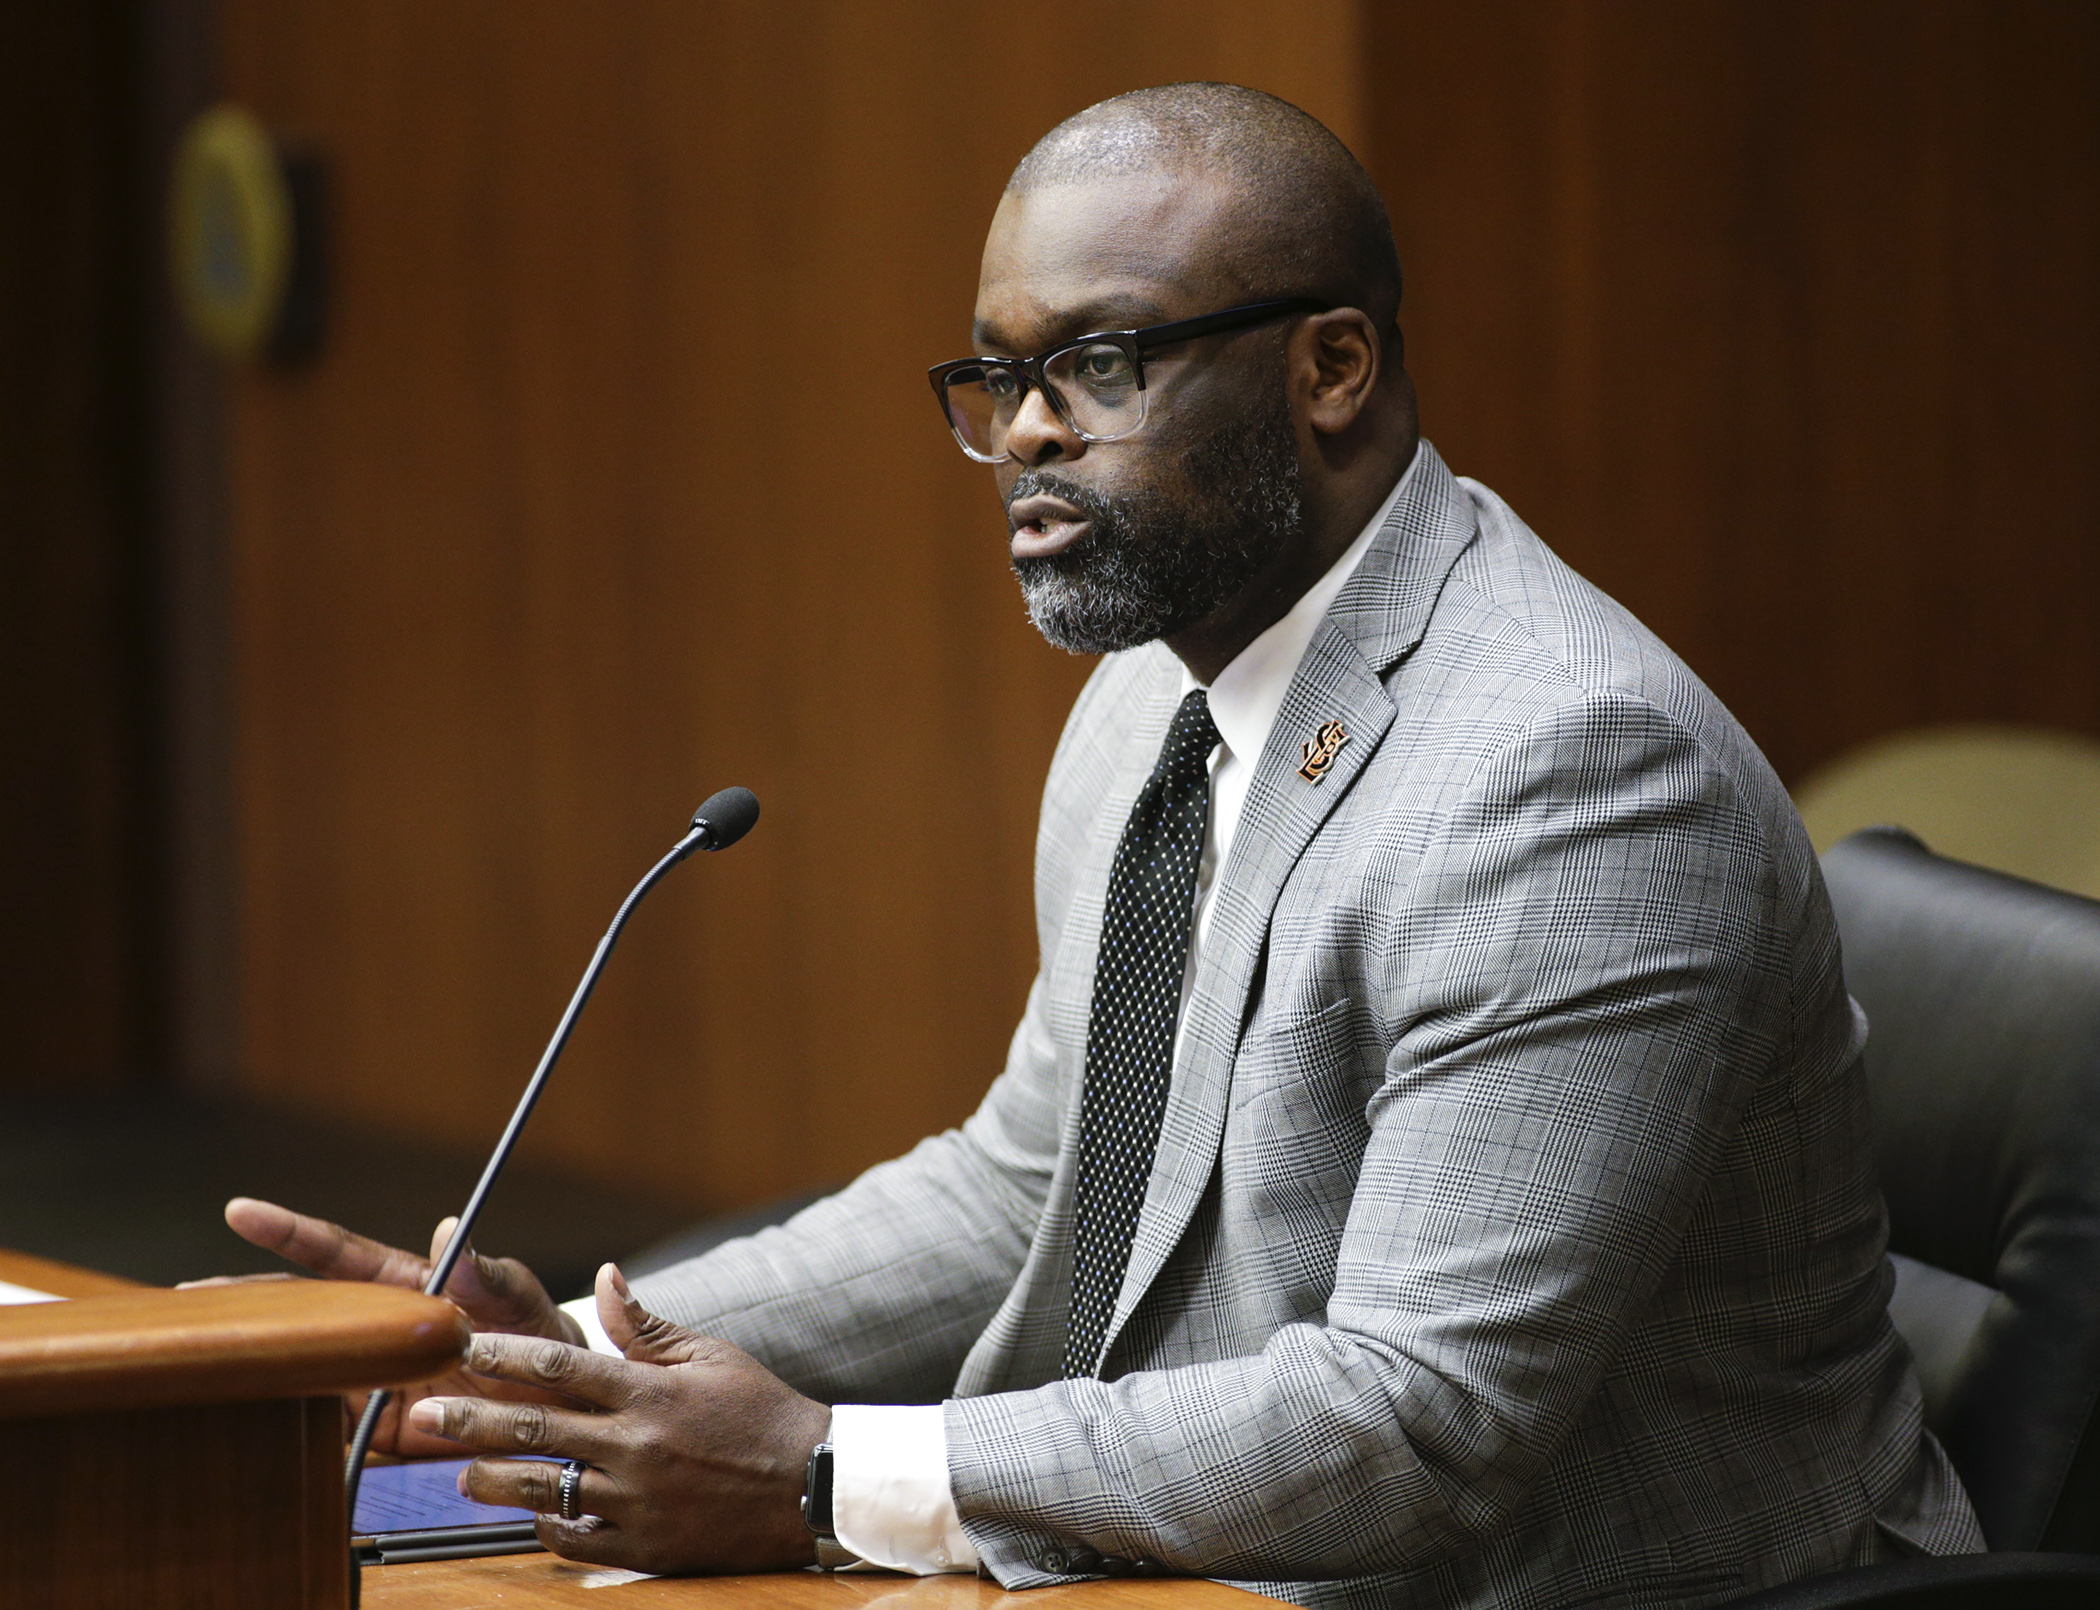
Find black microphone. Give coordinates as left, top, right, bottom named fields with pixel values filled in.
left=341, top=789, right=761, bottom=1569
left=689, top=785, right=760, bottom=851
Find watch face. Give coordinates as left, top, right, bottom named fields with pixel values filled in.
left=803, top=1442, right=836, bottom=1537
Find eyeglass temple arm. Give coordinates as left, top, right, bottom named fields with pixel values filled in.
left=1132, top=298, right=1331, bottom=353
left=926, top=298, right=1329, bottom=382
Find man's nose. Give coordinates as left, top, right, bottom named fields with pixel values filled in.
left=1004, top=384, right=1084, bottom=466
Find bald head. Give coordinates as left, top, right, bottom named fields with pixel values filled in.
left=1007, top=83, right=1401, bottom=337
left=970, top=84, right=1419, bottom=680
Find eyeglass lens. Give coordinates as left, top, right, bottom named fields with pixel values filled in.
left=943, top=342, right=1148, bottom=460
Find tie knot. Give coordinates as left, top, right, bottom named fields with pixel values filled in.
left=1165, top=689, right=1221, bottom=773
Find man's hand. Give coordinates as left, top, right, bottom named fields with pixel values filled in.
left=410, top=1264, right=830, bottom=1575
left=186, top=1197, right=586, bottom=1458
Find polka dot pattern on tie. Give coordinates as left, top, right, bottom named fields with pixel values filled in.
left=1064, top=689, right=1220, bottom=1379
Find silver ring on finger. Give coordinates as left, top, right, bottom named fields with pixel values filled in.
left=558, top=1458, right=588, bottom=1522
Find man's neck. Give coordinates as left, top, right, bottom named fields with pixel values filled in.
left=1165, top=434, right=1420, bottom=684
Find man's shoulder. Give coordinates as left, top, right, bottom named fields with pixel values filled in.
left=1412, top=475, right=1774, bottom=789
left=1317, top=464, right=1812, bottom=894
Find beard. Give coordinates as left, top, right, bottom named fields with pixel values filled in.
left=1007, top=382, right=1304, bottom=656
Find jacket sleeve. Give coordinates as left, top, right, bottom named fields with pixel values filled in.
left=626, top=972, right=1065, bottom=1404
left=621, top=656, right=1144, bottom=1404
left=948, top=692, right=1797, bottom=1583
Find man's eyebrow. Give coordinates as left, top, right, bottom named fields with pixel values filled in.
left=972, top=297, right=1173, bottom=354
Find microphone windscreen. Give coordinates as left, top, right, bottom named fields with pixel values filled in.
left=691, top=786, right=760, bottom=850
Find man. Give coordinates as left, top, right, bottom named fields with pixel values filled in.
left=225, top=85, right=1982, bottom=1607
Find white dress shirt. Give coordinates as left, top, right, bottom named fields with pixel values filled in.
left=562, top=452, right=1419, bottom=1573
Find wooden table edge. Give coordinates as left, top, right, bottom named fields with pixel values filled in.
left=0, top=1247, right=146, bottom=1299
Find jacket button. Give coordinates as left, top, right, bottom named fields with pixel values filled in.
left=1040, top=1548, right=1069, bottom=1573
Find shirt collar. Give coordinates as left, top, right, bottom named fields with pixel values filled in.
left=1180, top=447, right=1422, bottom=764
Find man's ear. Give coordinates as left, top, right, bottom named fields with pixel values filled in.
left=1300, top=309, right=1382, bottom=437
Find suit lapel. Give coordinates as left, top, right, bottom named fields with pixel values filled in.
left=1100, top=445, right=1480, bottom=1360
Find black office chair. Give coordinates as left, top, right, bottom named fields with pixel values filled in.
left=1729, top=827, right=2100, bottom=1607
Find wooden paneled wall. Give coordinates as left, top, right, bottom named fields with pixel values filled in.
left=1370, top=0, right=2100, bottom=785
left=217, top=2, right=1363, bottom=1210
left=216, top=1, right=2099, bottom=1216
left=0, top=2, right=159, bottom=1087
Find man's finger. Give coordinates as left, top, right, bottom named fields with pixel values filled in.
left=174, top=1271, right=300, bottom=1290
left=461, top=1456, right=618, bottom=1523
left=223, top=1198, right=430, bottom=1288
left=536, top=1514, right=634, bottom=1569
left=596, top=1263, right=728, bottom=1368
left=457, top=1331, right=644, bottom=1410
left=406, top=1392, right=619, bottom=1462
left=425, top=1218, right=557, bottom=1332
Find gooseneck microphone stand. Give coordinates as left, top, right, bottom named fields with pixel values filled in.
left=343, top=787, right=760, bottom=1601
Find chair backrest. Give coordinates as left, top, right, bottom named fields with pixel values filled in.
left=1822, top=827, right=2100, bottom=1551
left=1795, top=725, right=2100, bottom=901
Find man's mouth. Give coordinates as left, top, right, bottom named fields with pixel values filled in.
left=1008, top=494, right=1094, bottom=560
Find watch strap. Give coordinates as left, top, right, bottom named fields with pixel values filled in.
left=812, top=1537, right=862, bottom=1571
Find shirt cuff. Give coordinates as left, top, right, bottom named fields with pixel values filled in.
left=559, top=1294, right=620, bottom=1356
left=830, top=1403, right=979, bottom=1575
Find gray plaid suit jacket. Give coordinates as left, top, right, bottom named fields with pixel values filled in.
left=635, top=443, right=1983, bottom=1608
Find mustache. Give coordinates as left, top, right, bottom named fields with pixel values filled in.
left=1004, top=470, right=1119, bottom=526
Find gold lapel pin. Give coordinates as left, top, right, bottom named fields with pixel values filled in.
left=1297, top=719, right=1348, bottom=783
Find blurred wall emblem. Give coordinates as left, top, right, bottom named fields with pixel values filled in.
left=169, top=104, right=327, bottom=364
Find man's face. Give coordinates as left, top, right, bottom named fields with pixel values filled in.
left=971, top=172, right=1305, bottom=655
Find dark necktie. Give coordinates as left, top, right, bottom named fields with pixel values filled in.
left=1064, top=689, right=1220, bottom=1378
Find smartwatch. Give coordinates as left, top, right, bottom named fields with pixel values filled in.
left=802, top=1442, right=860, bottom=1570
left=801, top=1442, right=837, bottom=1539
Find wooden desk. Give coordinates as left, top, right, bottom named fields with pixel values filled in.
left=2, top=1253, right=1275, bottom=1610
left=365, top=1559, right=1274, bottom=1610
left=0, top=1247, right=463, bottom=1608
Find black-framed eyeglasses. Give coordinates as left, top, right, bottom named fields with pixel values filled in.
left=927, top=297, right=1329, bottom=464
